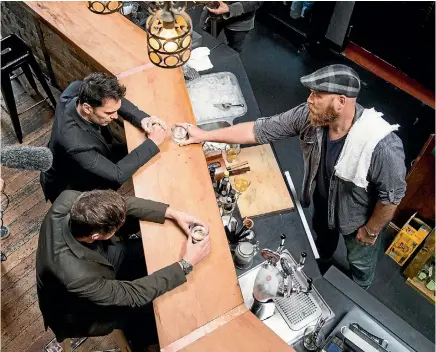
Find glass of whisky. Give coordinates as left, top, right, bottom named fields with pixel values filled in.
left=225, top=144, right=241, bottom=163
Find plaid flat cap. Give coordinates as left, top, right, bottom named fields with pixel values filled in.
left=300, top=64, right=361, bottom=97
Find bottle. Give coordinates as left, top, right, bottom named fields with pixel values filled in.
left=222, top=177, right=230, bottom=193
left=209, top=166, right=216, bottom=183
left=219, top=179, right=228, bottom=193
left=223, top=197, right=234, bottom=215
left=220, top=190, right=228, bottom=203
left=230, top=189, right=237, bottom=202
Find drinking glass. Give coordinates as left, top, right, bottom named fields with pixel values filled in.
left=225, top=144, right=241, bottom=163
left=171, top=125, right=188, bottom=144
left=233, top=176, right=251, bottom=194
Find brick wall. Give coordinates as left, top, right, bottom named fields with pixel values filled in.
left=1, top=1, right=98, bottom=90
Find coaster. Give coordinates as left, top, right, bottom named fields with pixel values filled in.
left=44, top=337, right=87, bottom=352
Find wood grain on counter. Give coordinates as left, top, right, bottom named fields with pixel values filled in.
left=181, top=311, right=293, bottom=352
left=120, top=70, right=244, bottom=347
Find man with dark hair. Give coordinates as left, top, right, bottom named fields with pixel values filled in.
left=37, top=189, right=211, bottom=350
left=41, top=72, right=167, bottom=203
left=201, top=1, right=263, bottom=53
left=176, top=64, right=407, bottom=289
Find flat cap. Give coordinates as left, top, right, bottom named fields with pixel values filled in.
left=300, top=64, right=361, bottom=97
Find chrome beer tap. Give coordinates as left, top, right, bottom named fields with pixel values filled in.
left=280, top=257, right=313, bottom=296
left=250, top=235, right=313, bottom=320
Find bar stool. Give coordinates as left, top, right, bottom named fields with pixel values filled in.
left=61, top=329, right=131, bottom=352
left=1, top=34, right=57, bottom=143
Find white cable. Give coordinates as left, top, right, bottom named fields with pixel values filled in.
left=284, top=171, right=320, bottom=259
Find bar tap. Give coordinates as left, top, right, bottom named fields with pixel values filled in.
left=250, top=235, right=313, bottom=321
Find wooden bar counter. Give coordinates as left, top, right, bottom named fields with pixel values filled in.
left=24, top=2, right=293, bottom=350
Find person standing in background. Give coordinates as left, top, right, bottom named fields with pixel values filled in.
left=201, top=1, right=263, bottom=53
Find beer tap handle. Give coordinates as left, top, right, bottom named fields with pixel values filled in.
left=297, top=251, right=307, bottom=270
left=277, top=234, right=286, bottom=254
left=306, top=278, right=313, bottom=293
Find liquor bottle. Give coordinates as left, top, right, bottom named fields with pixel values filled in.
left=220, top=191, right=228, bottom=203
left=222, top=177, right=230, bottom=193
left=209, top=166, right=216, bottom=183
left=223, top=197, right=233, bottom=215
left=217, top=200, right=223, bottom=216
left=219, top=179, right=228, bottom=193
left=230, top=189, right=237, bottom=202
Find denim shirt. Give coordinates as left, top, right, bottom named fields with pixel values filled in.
left=254, top=103, right=407, bottom=235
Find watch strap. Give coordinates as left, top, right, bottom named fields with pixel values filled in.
left=364, top=225, right=377, bottom=239
left=179, top=259, right=193, bottom=275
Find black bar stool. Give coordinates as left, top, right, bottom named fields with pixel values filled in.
left=1, top=34, right=57, bottom=143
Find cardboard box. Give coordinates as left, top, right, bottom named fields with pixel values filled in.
left=386, top=213, right=432, bottom=266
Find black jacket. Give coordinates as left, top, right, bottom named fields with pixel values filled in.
left=40, top=81, right=159, bottom=202
left=36, top=190, right=186, bottom=341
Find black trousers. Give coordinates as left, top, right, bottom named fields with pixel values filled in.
left=221, top=28, right=249, bottom=53
left=95, top=237, right=159, bottom=351
left=213, top=21, right=249, bottom=53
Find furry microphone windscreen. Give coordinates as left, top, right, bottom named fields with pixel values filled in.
left=1, top=146, right=53, bottom=172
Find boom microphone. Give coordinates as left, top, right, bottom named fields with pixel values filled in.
left=1, top=146, right=53, bottom=172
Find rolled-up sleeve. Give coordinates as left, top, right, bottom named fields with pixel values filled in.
left=254, top=103, right=309, bottom=144
left=369, top=133, right=407, bottom=204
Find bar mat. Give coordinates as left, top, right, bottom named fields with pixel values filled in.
left=44, top=337, right=87, bottom=352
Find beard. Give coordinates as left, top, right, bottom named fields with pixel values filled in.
left=309, top=104, right=340, bottom=127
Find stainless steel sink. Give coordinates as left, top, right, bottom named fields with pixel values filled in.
left=198, top=121, right=231, bottom=131
left=238, top=250, right=334, bottom=346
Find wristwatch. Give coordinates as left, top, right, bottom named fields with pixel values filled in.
left=178, top=259, right=193, bottom=276
left=364, top=225, right=378, bottom=239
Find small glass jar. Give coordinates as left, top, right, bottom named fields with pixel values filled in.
left=171, top=125, right=188, bottom=144
left=189, top=223, right=209, bottom=244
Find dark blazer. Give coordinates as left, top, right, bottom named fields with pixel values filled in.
left=36, top=190, right=186, bottom=341
left=40, top=81, right=160, bottom=202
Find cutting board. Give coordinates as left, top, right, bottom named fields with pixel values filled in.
left=226, top=144, right=294, bottom=218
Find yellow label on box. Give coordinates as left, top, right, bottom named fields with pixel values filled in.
left=386, top=214, right=432, bottom=266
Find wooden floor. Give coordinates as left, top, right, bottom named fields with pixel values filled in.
left=1, top=78, right=133, bottom=351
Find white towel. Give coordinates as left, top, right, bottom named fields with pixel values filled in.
left=186, top=47, right=213, bottom=72
left=335, top=108, right=399, bottom=190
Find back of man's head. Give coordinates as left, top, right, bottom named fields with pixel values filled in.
left=78, top=72, right=126, bottom=107
left=70, top=189, right=126, bottom=239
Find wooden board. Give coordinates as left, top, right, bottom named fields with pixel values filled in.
left=406, top=277, right=436, bottom=305
left=404, top=229, right=435, bottom=279
left=227, top=144, right=294, bottom=218
left=392, top=134, right=435, bottom=228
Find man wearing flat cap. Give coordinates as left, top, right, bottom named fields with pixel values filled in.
left=176, top=64, right=407, bottom=289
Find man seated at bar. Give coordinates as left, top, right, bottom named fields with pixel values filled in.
left=41, top=72, right=167, bottom=203
left=176, top=64, right=407, bottom=289
left=37, top=189, right=211, bottom=350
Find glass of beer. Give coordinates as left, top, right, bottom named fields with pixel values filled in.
left=225, top=144, right=241, bottom=163
left=189, top=223, right=209, bottom=244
